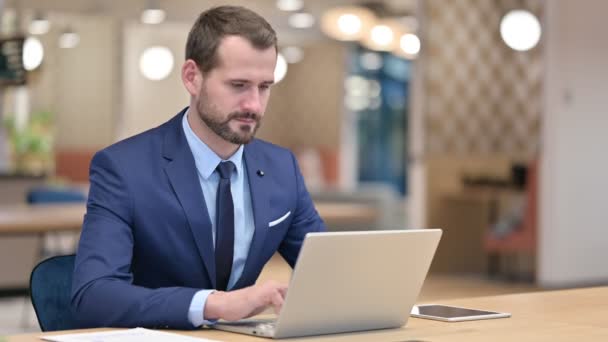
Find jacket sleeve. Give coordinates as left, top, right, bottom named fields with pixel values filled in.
left=278, top=152, right=327, bottom=267
left=71, top=150, right=199, bottom=329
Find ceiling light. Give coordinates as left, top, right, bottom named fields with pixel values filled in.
left=141, top=0, right=166, bottom=24
left=139, top=46, right=174, bottom=81
left=321, top=6, right=376, bottom=41
left=371, top=25, right=394, bottom=46
left=274, top=53, right=288, bottom=83
left=29, top=11, right=50, bottom=35
left=281, top=46, right=304, bottom=64
left=361, top=19, right=403, bottom=51
left=141, top=9, right=166, bottom=24
left=59, top=28, right=79, bottom=49
left=288, top=12, right=315, bottom=29
left=500, top=10, right=541, bottom=51
left=23, top=37, right=44, bottom=71
left=276, top=0, right=303, bottom=12
left=400, top=33, right=421, bottom=56
left=338, top=14, right=362, bottom=35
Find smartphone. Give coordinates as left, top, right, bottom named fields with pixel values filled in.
left=411, top=304, right=511, bottom=322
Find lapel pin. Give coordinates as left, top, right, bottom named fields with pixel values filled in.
left=257, top=170, right=265, bottom=177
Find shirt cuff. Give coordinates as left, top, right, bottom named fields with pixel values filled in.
left=188, top=289, right=218, bottom=327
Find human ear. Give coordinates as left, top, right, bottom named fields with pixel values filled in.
left=181, top=59, right=202, bottom=96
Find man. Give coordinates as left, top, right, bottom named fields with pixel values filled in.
left=72, top=6, right=326, bottom=329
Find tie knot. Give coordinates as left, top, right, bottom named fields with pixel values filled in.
left=216, top=161, right=235, bottom=179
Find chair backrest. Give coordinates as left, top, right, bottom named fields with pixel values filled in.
left=30, top=255, right=79, bottom=331
left=26, top=186, right=86, bottom=204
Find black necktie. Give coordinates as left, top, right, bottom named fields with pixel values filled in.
left=215, top=161, right=235, bottom=291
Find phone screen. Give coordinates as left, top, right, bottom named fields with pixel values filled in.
left=412, top=305, right=504, bottom=318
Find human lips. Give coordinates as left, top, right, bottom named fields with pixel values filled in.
left=234, top=117, right=256, bottom=124
left=230, top=113, right=258, bottom=125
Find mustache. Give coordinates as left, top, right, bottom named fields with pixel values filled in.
left=227, top=112, right=260, bottom=122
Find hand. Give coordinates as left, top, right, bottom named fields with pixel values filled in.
left=204, top=281, right=288, bottom=321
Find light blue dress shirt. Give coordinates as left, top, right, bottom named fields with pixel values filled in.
left=181, top=111, right=256, bottom=326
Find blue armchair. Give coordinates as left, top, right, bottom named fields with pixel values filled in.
left=30, top=255, right=79, bottom=331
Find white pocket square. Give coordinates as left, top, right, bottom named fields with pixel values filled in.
left=269, top=211, right=291, bottom=228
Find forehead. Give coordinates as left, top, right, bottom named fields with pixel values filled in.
left=212, top=35, right=277, bottom=80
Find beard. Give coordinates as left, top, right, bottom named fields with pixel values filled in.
left=195, top=91, right=262, bottom=145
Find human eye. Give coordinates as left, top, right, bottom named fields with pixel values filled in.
left=231, top=82, right=246, bottom=89
left=259, top=83, right=273, bottom=91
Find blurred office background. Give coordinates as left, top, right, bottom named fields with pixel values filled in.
left=1, top=0, right=607, bottom=334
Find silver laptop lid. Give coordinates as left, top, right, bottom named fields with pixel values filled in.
left=273, top=229, right=442, bottom=338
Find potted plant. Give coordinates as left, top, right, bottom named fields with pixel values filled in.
left=2, top=111, right=54, bottom=175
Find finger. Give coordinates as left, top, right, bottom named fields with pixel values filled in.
left=270, top=291, right=284, bottom=313
left=247, top=306, right=268, bottom=318
left=277, top=286, right=288, bottom=299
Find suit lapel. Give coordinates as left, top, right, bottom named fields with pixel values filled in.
left=162, top=110, right=216, bottom=288
left=235, top=142, right=270, bottom=288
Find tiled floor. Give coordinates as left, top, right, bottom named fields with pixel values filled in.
left=0, top=254, right=537, bottom=336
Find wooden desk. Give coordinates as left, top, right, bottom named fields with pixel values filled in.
left=0, top=202, right=377, bottom=289
left=0, top=204, right=84, bottom=234
left=7, top=287, right=608, bottom=341
left=317, top=202, right=379, bottom=225
left=0, top=202, right=378, bottom=234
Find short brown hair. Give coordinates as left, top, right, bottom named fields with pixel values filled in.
left=186, top=6, right=278, bottom=74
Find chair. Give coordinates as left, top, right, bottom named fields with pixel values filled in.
left=483, top=160, right=538, bottom=281
left=22, top=187, right=85, bottom=329
left=27, top=186, right=86, bottom=256
left=27, top=186, right=87, bottom=204
left=55, top=149, right=96, bottom=183
left=30, top=254, right=79, bottom=331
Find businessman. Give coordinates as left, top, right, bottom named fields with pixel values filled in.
left=72, top=6, right=326, bottom=329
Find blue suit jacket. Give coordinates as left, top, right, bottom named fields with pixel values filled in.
left=71, top=109, right=326, bottom=329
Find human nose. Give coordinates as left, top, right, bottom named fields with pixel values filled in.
left=241, top=88, right=263, bottom=114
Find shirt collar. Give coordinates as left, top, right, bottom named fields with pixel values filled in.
left=182, top=108, right=244, bottom=180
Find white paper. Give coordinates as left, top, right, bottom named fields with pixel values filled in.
left=40, top=327, right=222, bottom=342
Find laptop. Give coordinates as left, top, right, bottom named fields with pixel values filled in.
left=212, top=229, right=442, bottom=338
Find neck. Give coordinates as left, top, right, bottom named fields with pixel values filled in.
left=187, top=107, right=240, bottom=160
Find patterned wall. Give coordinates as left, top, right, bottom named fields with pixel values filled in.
left=423, top=0, right=544, bottom=157
left=259, top=41, right=344, bottom=150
